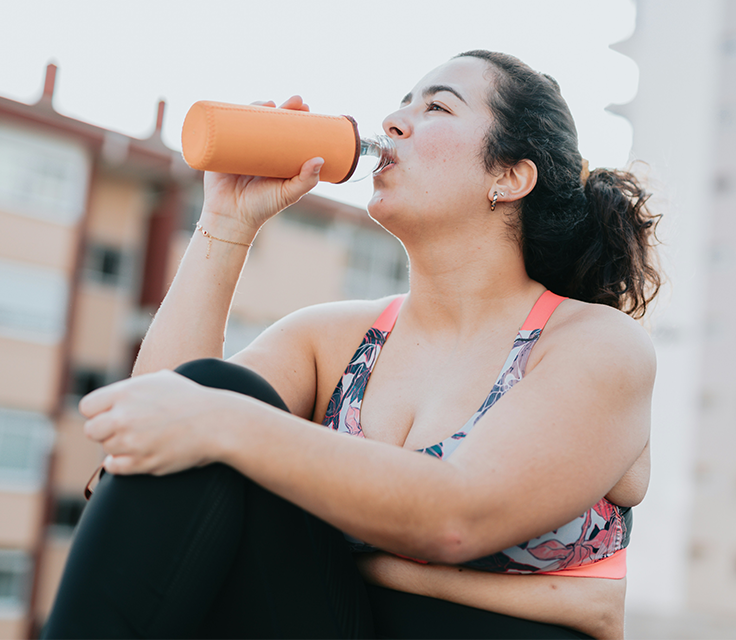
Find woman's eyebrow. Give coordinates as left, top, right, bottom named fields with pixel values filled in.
left=400, top=85, right=468, bottom=107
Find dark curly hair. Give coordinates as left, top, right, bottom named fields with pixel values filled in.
left=457, top=50, right=661, bottom=318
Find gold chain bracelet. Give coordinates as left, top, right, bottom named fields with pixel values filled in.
left=195, top=223, right=252, bottom=259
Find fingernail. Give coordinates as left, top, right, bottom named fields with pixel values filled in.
left=313, top=159, right=324, bottom=173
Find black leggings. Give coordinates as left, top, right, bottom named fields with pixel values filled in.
left=42, top=359, right=591, bottom=639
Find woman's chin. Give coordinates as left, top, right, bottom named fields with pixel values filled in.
left=366, top=195, right=395, bottom=224
left=367, top=184, right=399, bottom=214
left=366, top=191, right=385, bottom=217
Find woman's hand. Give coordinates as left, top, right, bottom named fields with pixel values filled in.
left=80, top=371, right=227, bottom=476
left=200, top=95, right=324, bottom=238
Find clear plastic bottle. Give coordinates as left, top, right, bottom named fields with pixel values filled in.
left=356, top=135, right=396, bottom=179
left=181, top=101, right=395, bottom=184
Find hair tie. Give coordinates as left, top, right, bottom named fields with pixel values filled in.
left=580, top=158, right=590, bottom=186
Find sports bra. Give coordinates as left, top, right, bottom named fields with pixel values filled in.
left=322, top=291, right=631, bottom=578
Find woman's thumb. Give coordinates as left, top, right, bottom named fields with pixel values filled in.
left=310, top=157, right=325, bottom=177
left=283, top=157, right=324, bottom=204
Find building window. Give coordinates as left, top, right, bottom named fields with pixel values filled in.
left=344, top=230, right=408, bottom=299
left=723, top=36, right=736, bottom=57
left=69, top=367, right=108, bottom=398
left=84, top=243, right=128, bottom=287
left=0, top=258, right=68, bottom=342
left=52, top=496, right=87, bottom=531
left=281, top=207, right=332, bottom=231
left=0, top=550, right=31, bottom=613
left=0, top=408, right=54, bottom=490
left=0, top=123, right=89, bottom=226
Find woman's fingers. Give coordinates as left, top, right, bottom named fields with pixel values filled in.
left=78, top=379, right=128, bottom=418
left=83, top=411, right=118, bottom=443
left=279, top=157, right=324, bottom=205
left=252, top=97, right=309, bottom=112
left=80, top=371, right=216, bottom=477
left=279, top=95, right=310, bottom=112
left=104, top=454, right=146, bottom=476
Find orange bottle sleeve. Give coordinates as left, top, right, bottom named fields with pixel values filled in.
left=181, top=101, right=361, bottom=184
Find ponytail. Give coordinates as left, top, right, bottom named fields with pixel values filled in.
left=456, top=50, right=662, bottom=318
left=571, top=169, right=661, bottom=318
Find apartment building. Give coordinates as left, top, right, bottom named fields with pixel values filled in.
left=0, top=64, right=407, bottom=639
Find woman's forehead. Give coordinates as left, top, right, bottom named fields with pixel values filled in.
left=406, top=57, right=492, bottom=107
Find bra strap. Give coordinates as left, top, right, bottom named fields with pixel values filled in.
left=373, top=291, right=564, bottom=334
left=372, top=295, right=407, bottom=332
left=520, top=290, right=567, bottom=332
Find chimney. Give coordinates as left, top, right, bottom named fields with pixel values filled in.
left=38, top=63, right=58, bottom=107
left=154, top=100, right=165, bottom=137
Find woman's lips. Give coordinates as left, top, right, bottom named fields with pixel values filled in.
left=373, top=158, right=397, bottom=177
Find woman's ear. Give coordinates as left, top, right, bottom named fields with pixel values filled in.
left=488, top=159, right=538, bottom=206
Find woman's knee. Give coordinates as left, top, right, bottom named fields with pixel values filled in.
left=86, top=463, right=244, bottom=529
left=175, top=358, right=290, bottom=412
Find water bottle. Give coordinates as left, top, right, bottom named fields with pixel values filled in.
left=181, top=101, right=395, bottom=184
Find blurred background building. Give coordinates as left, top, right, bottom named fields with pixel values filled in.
left=0, top=66, right=407, bottom=638
left=1, top=1, right=735, bottom=638
left=611, top=1, right=736, bottom=637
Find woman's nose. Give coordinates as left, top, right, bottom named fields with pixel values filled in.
left=382, top=108, right=411, bottom=139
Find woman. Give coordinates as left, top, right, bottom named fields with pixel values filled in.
left=43, top=51, right=659, bottom=639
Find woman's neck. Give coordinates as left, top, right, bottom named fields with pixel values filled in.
left=398, top=220, right=545, bottom=340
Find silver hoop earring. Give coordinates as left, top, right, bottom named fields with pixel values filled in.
left=491, top=191, right=499, bottom=211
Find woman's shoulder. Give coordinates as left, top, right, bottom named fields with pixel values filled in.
left=284, top=295, right=403, bottom=333
left=275, top=295, right=405, bottom=361
left=535, top=297, right=656, bottom=380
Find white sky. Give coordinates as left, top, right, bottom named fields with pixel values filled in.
left=0, top=0, right=637, bottom=208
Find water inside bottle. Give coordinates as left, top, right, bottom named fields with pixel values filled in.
left=349, top=135, right=397, bottom=182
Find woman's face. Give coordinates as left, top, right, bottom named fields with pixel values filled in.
left=367, top=56, right=497, bottom=228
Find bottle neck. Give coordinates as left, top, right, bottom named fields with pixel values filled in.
left=360, top=135, right=396, bottom=173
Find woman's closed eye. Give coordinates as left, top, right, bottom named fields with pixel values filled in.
left=426, top=102, right=450, bottom=113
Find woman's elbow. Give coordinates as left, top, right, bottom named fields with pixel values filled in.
left=428, top=519, right=489, bottom=565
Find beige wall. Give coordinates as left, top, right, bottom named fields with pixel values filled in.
left=234, top=218, right=347, bottom=322
left=34, top=537, right=72, bottom=621
left=52, top=409, right=102, bottom=495
left=0, top=210, right=78, bottom=274
left=0, top=338, right=61, bottom=413
left=0, top=491, right=44, bottom=549
left=167, top=219, right=348, bottom=327
left=0, top=617, right=26, bottom=640
left=86, top=175, right=149, bottom=248
left=70, top=284, right=131, bottom=369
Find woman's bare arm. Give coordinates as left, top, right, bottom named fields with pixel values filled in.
left=81, top=301, right=654, bottom=565
left=132, top=96, right=323, bottom=378
left=131, top=223, right=254, bottom=375
left=356, top=553, right=625, bottom=639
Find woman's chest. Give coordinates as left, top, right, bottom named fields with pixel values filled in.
left=357, top=340, right=513, bottom=450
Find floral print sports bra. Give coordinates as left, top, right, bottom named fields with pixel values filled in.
left=322, top=291, right=631, bottom=577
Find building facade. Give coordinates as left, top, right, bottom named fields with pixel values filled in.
left=0, top=65, right=407, bottom=639
left=610, top=0, right=736, bottom=635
